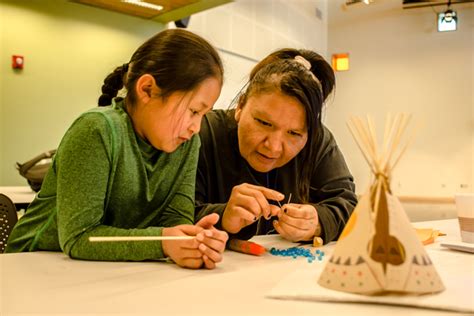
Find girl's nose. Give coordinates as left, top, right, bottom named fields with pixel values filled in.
left=189, top=117, right=201, bottom=135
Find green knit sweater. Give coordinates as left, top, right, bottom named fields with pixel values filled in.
left=6, top=99, right=199, bottom=261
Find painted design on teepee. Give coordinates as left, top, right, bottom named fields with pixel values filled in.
left=318, top=114, right=445, bottom=295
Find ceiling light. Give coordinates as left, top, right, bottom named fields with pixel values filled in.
left=345, top=0, right=374, bottom=5
left=121, top=0, right=163, bottom=11
left=438, top=1, right=458, bottom=32
left=332, top=53, right=350, bottom=72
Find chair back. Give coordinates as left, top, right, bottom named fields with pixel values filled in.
left=0, top=193, right=18, bottom=253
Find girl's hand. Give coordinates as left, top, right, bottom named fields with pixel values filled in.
left=161, top=225, right=206, bottom=269
left=222, top=183, right=283, bottom=234
left=273, top=203, right=319, bottom=242
left=195, top=214, right=229, bottom=269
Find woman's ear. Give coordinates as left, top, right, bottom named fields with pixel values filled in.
left=234, top=95, right=246, bottom=122
left=135, top=74, right=157, bottom=104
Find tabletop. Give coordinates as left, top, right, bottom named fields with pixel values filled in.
left=0, top=219, right=472, bottom=316
left=0, top=186, right=36, bottom=204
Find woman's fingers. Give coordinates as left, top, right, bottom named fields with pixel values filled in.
left=274, top=204, right=319, bottom=242
left=282, top=204, right=316, bottom=219
left=270, top=204, right=281, bottom=217
left=232, top=184, right=284, bottom=219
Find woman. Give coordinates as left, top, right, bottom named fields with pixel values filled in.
left=195, top=48, right=357, bottom=244
left=6, top=29, right=228, bottom=269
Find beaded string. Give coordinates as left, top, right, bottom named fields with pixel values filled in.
left=269, top=247, right=325, bottom=263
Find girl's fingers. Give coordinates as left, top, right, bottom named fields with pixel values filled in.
left=196, top=230, right=228, bottom=252
left=202, top=255, right=216, bottom=270
left=179, top=258, right=203, bottom=269
left=198, top=243, right=223, bottom=264
left=196, top=235, right=227, bottom=254
left=180, top=248, right=203, bottom=259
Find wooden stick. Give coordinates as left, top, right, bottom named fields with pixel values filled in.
left=381, top=113, right=392, bottom=156
left=347, top=120, right=377, bottom=174
left=384, top=113, right=411, bottom=171
left=89, top=236, right=194, bottom=242
left=381, top=113, right=403, bottom=171
left=354, top=117, right=377, bottom=160
left=391, top=119, right=418, bottom=171
left=366, top=115, right=381, bottom=169
left=372, top=178, right=383, bottom=218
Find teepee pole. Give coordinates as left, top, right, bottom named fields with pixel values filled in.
left=347, top=120, right=377, bottom=175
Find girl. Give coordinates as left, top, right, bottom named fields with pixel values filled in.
left=6, top=29, right=228, bottom=269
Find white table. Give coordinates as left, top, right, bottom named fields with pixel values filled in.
left=0, top=219, right=472, bottom=316
left=0, top=186, right=36, bottom=204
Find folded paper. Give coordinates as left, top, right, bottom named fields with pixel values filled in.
left=318, top=114, right=445, bottom=295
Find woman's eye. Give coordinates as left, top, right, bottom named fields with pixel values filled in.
left=255, top=118, right=271, bottom=127
left=190, top=109, right=199, bottom=116
left=289, top=131, right=302, bottom=137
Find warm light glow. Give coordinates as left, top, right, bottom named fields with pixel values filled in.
left=121, top=0, right=163, bottom=11
left=332, top=53, right=350, bottom=71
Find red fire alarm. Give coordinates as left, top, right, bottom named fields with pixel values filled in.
left=12, top=55, right=24, bottom=70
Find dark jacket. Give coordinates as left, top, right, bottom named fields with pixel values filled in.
left=195, top=109, right=357, bottom=244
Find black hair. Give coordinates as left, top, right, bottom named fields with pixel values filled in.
left=238, top=48, right=335, bottom=202
left=98, top=29, right=223, bottom=107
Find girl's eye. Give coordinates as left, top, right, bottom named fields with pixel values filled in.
left=255, top=118, right=271, bottom=127
left=190, top=109, right=199, bottom=116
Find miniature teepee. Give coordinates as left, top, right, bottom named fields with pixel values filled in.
left=318, top=114, right=445, bottom=295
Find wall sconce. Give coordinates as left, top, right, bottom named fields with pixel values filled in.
left=332, top=53, right=349, bottom=71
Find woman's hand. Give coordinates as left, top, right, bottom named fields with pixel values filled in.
left=195, top=214, right=229, bottom=269
left=222, top=183, right=284, bottom=234
left=273, top=203, right=319, bottom=242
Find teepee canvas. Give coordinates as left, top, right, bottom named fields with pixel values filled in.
left=318, top=114, right=445, bottom=295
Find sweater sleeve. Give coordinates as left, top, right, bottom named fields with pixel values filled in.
left=309, top=141, right=358, bottom=244
left=56, top=113, right=166, bottom=261
left=159, top=136, right=199, bottom=228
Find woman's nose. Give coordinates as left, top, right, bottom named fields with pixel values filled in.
left=264, top=132, right=283, bottom=155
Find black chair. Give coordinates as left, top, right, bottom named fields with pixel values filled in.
left=0, top=193, right=18, bottom=253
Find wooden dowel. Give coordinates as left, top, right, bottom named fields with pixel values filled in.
left=354, top=117, right=377, bottom=160
left=89, top=236, right=195, bottom=242
left=347, top=121, right=376, bottom=173
left=386, top=113, right=411, bottom=169
left=367, top=115, right=379, bottom=158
